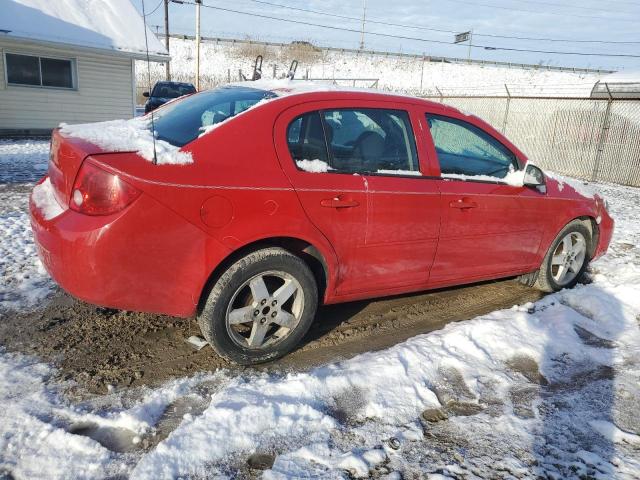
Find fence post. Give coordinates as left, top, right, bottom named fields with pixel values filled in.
left=420, top=56, right=425, bottom=93
left=593, top=83, right=613, bottom=182
left=436, top=86, right=444, bottom=103
left=501, top=84, right=511, bottom=134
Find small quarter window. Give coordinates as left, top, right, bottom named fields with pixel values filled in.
left=287, top=112, right=330, bottom=165
left=6, top=53, right=75, bottom=89
left=427, top=114, right=517, bottom=179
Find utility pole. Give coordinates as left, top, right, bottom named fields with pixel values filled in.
left=164, top=0, right=170, bottom=80
left=468, top=29, right=473, bottom=62
left=195, top=0, right=201, bottom=90
left=359, top=0, right=366, bottom=50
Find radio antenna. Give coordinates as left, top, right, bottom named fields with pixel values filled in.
left=141, top=0, right=158, bottom=165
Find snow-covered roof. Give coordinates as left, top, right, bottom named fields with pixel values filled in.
left=0, top=0, right=169, bottom=61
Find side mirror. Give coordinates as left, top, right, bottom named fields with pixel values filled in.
left=142, top=91, right=150, bottom=97
left=523, top=164, right=546, bottom=194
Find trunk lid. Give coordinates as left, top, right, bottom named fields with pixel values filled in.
left=48, top=129, right=108, bottom=208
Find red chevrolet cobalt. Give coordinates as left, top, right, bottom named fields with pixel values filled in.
left=30, top=82, right=614, bottom=364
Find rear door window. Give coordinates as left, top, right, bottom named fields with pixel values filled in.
left=426, top=114, right=517, bottom=179
left=287, top=108, right=419, bottom=175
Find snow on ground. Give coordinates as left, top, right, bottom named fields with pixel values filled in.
left=1, top=140, right=640, bottom=478
left=0, top=140, right=54, bottom=311
left=137, top=37, right=604, bottom=99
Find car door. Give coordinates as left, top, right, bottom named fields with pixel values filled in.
left=423, top=112, right=546, bottom=286
left=319, top=106, right=440, bottom=292
left=274, top=102, right=368, bottom=295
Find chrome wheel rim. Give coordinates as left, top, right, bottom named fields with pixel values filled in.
left=225, top=270, right=304, bottom=349
left=551, top=231, right=587, bottom=286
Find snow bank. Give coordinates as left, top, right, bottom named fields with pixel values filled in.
left=31, top=178, right=65, bottom=220
left=60, top=119, right=193, bottom=165
left=296, top=159, right=333, bottom=173
left=137, top=37, right=603, bottom=98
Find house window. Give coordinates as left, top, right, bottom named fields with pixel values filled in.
left=5, top=53, right=75, bottom=89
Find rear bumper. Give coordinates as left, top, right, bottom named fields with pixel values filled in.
left=593, top=209, right=614, bottom=260
left=30, top=179, right=228, bottom=317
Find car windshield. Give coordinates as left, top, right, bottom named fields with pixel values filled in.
left=151, top=83, right=196, bottom=98
left=150, top=86, right=276, bottom=147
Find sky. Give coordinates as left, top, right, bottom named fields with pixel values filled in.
left=132, top=0, right=640, bottom=72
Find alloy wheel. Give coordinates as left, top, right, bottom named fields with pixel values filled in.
left=225, top=270, right=304, bottom=349
left=550, top=231, right=587, bottom=286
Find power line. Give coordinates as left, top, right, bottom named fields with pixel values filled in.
left=236, top=0, right=640, bottom=44
left=173, top=1, right=640, bottom=58
left=144, top=0, right=164, bottom=16
left=443, top=0, right=639, bottom=23
left=502, top=0, right=636, bottom=15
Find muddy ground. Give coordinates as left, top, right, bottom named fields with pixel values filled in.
left=0, top=279, right=544, bottom=395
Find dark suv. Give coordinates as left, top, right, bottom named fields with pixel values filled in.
left=143, top=81, right=196, bottom=113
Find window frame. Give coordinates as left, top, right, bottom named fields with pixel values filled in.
left=287, top=107, right=423, bottom=178
left=425, top=112, right=522, bottom=184
left=4, top=51, right=77, bottom=91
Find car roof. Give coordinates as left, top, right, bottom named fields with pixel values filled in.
left=226, top=79, right=446, bottom=109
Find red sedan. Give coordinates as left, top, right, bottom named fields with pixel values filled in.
left=30, top=83, right=614, bottom=364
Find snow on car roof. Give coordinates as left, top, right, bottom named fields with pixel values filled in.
left=232, top=78, right=419, bottom=100
left=1, top=0, right=168, bottom=60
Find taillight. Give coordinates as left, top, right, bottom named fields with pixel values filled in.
left=70, top=161, right=141, bottom=215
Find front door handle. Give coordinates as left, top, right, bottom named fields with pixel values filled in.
left=320, top=197, right=360, bottom=208
left=450, top=199, right=478, bottom=209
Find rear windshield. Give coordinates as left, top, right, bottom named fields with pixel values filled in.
left=150, top=86, right=276, bottom=147
left=151, top=83, right=196, bottom=98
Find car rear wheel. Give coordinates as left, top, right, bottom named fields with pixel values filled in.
left=198, top=247, right=318, bottom=365
left=531, top=220, right=592, bottom=292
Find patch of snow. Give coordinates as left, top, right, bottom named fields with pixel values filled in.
left=31, top=178, right=65, bottom=220
left=60, top=119, right=193, bottom=165
left=3, top=0, right=168, bottom=58
left=546, top=171, right=598, bottom=199
left=0, top=140, right=55, bottom=312
left=296, top=159, right=334, bottom=173
left=589, top=420, right=640, bottom=445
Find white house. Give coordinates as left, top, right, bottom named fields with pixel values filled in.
left=0, top=0, right=169, bottom=134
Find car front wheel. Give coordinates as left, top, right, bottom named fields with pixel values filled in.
left=533, top=220, right=592, bottom=292
left=198, top=247, right=318, bottom=365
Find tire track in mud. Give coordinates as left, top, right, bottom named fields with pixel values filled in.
left=0, top=279, right=544, bottom=395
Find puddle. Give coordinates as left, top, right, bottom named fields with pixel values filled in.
left=68, top=422, right=141, bottom=453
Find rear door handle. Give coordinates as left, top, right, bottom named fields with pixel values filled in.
left=449, top=199, right=478, bottom=209
left=320, top=197, right=360, bottom=208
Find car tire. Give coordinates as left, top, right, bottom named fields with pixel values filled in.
left=533, top=220, right=592, bottom=293
left=198, top=247, right=318, bottom=365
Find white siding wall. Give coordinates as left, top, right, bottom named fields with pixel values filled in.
left=0, top=39, right=135, bottom=130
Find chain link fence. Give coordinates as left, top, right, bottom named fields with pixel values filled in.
left=424, top=95, right=640, bottom=187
